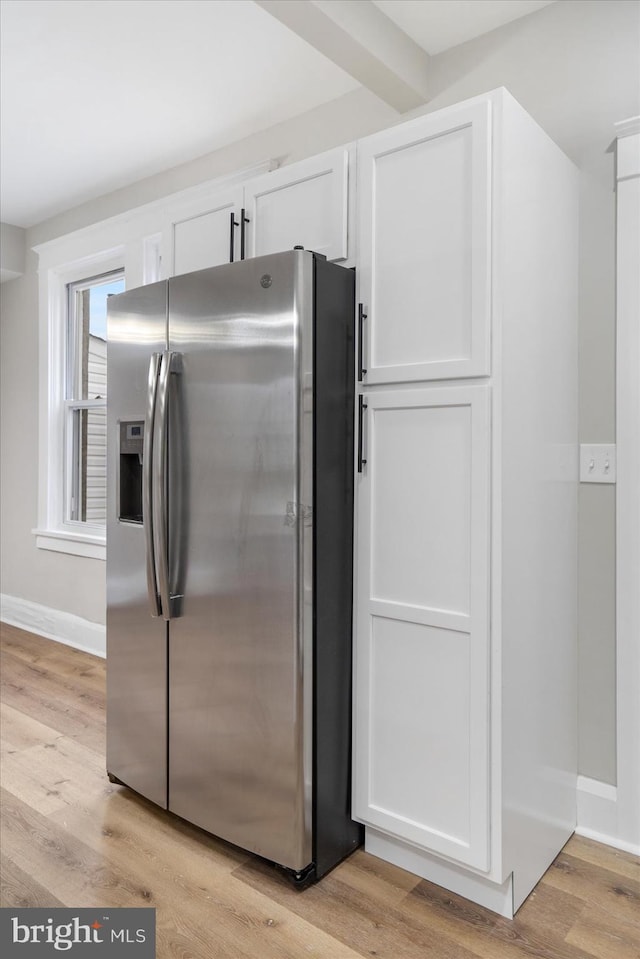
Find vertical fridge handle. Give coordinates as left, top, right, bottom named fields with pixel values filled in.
left=153, top=351, right=182, bottom=622
left=144, top=353, right=162, bottom=617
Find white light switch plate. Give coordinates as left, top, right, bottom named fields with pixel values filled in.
left=579, top=444, right=616, bottom=483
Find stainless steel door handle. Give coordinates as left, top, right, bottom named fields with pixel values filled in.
left=144, top=353, right=162, bottom=617
left=153, top=352, right=171, bottom=621
left=153, top=351, right=182, bottom=621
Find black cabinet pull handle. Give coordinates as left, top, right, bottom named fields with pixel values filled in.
left=240, top=208, right=250, bottom=260
left=358, top=303, right=367, bottom=381
left=358, top=395, right=368, bottom=473
left=229, top=211, right=239, bottom=262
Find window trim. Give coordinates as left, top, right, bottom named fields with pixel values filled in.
left=34, top=247, right=125, bottom=560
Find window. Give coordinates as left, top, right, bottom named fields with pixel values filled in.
left=34, top=245, right=126, bottom=560
left=65, top=271, right=124, bottom=525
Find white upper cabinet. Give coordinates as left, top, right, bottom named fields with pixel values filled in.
left=168, top=147, right=352, bottom=277
left=243, top=147, right=352, bottom=262
left=170, top=186, right=244, bottom=277
left=357, top=101, right=491, bottom=384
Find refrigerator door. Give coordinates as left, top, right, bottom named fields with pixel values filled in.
left=106, top=281, right=169, bottom=808
left=167, top=252, right=313, bottom=871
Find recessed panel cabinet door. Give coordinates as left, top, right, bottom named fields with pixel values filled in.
left=353, top=386, right=491, bottom=870
left=171, top=187, right=244, bottom=276
left=357, top=102, right=491, bottom=383
left=244, top=148, right=351, bottom=262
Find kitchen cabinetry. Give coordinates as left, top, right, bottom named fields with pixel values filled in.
left=355, top=385, right=491, bottom=871
left=353, top=89, right=579, bottom=917
left=168, top=146, right=352, bottom=276
left=243, top=147, right=351, bottom=262
left=171, top=185, right=243, bottom=276
left=357, top=99, right=491, bottom=384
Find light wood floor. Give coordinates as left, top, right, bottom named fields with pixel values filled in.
left=1, top=622, right=639, bottom=959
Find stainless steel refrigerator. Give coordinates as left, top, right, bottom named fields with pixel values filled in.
left=106, top=250, right=361, bottom=883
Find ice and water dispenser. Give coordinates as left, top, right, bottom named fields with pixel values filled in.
left=118, top=420, right=144, bottom=524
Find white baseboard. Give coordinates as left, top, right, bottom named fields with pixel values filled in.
left=0, top=593, right=105, bottom=658
left=576, top=774, right=640, bottom=855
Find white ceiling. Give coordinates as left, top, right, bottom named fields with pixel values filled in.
left=0, top=0, right=555, bottom=229
left=373, top=0, right=554, bottom=55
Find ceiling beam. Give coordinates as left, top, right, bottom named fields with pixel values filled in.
left=254, top=0, right=430, bottom=113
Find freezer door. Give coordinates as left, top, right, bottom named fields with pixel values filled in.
left=167, top=252, right=313, bottom=871
left=106, top=281, right=169, bottom=807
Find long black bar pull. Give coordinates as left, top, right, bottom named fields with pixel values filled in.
left=229, top=211, right=239, bottom=262
left=358, top=303, right=367, bottom=382
left=357, top=395, right=368, bottom=473
left=240, top=208, right=250, bottom=260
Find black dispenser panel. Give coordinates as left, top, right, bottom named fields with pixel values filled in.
left=119, top=420, right=144, bottom=524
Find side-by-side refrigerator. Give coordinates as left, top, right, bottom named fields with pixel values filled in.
left=106, top=250, right=362, bottom=882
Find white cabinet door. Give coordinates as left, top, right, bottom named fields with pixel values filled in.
left=357, top=101, right=491, bottom=384
left=353, top=385, right=491, bottom=870
left=243, top=148, right=351, bottom=262
left=170, top=186, right=244, bottom=276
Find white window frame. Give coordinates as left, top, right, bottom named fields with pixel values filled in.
left=65, top=269, right=123, bottom=527
left=34, top=246, right=125, bottom=560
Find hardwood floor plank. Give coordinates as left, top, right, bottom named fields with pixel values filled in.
left=4, top=783, right=365, bottom=959
left=0, top=623, right=105, bottom=700
left=0, top=789, right=249, bottom=959
left=49, top=785, right=248, bottom=875
left=402, top=874, right=593, bottom=959
left=329, top=848, right=422, bottom=906
left=568, top=833, right=640, bottom=882
left=2, top=733, right=112, bottom=816
left=544, top=851, right=640, bottom=928
left=0, top=623, right=103, bottom=683
left=566, top=904, right=640, bottom=959
left=0, top=644, right=106, bottom=716
left=517, top=879, right=585, bottom=939
left=0, top=652, right=105, bottom=753
left=1, top=626, right=639, bottom=959
left=0, top=701, right=63, bottom=754
left=49, top=789, right=365, bottom=959
left=234, top=855, right=481, bottom=959
left=1, top=787, right=153, bottom=909
left=0, top=853, right=65, bottom=909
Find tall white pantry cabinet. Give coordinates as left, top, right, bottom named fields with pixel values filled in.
left=352, top=89, right=579, bottom=917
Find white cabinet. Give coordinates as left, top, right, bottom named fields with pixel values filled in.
left=168, top=147, right=352, bottom=277
left=357, top=100, right=491, bottom=384
left=171, top=186, right=243, bottom=276
left=353, top=89, right=579, bottom=917
left=354, top=386, right=491, bottom=870
left=243, top=148, right=351, bottom=262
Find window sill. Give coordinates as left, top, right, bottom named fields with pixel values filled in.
left=33, top=528, right=106, bottom=561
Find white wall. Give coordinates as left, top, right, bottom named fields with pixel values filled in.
left=1, top=221, right=26, bottom=281
left=0, top=260, right=106, bottom=623
left=1, top=0, right=638, bottom=785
